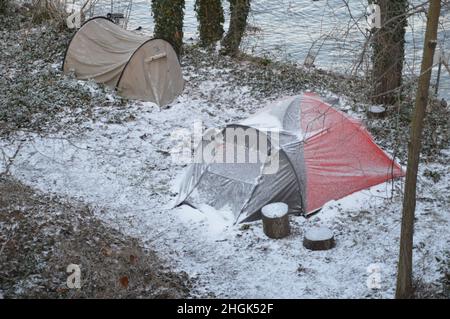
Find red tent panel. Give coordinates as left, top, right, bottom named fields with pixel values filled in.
left=300, top=93, right=405, bottom=213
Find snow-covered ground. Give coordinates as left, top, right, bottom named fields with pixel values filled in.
left=1, top=52, right=449, bottom=298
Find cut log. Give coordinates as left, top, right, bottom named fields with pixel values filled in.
left=303, top=227, right=335, bottom=251
left=367, top=105, right=387, bottom=119
left=261, top=202, right=290, bottom=239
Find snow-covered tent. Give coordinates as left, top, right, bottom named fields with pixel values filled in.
left=63, top=17, right=184, bottom=106
left=176, top=93, right=405, bottom=223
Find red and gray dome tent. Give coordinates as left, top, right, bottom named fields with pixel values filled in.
left=63, top=17, right=184, bottom=106
left=176, top=93, right=405, bottom=223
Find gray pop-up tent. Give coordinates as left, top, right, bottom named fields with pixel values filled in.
left=63, top=17, right=184, bottom=106
left=176, top=93, right=405, bottom=223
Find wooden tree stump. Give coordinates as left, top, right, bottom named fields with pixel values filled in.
left=303, top=227, right=335, bottom=251
left=261, top=203, right=290, bottom=239
left=367, top=105, right=387, bottom=119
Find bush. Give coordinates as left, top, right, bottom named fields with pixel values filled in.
left=195, top=0, right=224, bottom=47
left=0, top=0, right=10, bottom=14
left=152, top=0, right=185, bottom=56
left=31, top=0, right=67, bottom=27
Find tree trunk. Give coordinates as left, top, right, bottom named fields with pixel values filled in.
left=195, top=0, right=224, bottom=48
left=395, top=0, right=441, bottom=299
left=367, top=105, right=387, bottom=119
left=262, top=213, right=290, bottom=239
left=151, top=0, right=185, bottom=56
left=303, top=227, right=335, bottom=251
left=371, top=0, right=408, bottom=105
left=261, top=203, right=290, bottom=239
left=221, top=0, right=251, bottom=56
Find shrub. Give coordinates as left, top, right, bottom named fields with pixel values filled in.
left=0, top=0, right=10, bottom=14
left=31, top=0, right=67, bottom=26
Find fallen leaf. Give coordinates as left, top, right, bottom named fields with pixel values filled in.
left=119, top=276, right=129, bottom=289
left=56, top=287, right=69, bottom=294
left=101, top=246, right=112, bottom=256
left=129, top=254, right=138, bottom=265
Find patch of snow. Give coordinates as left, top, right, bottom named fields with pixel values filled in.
left=240, top=111, right=283, bottom=130
left=304, top=227, right=333, bottom=241
left=369, top=105, right=386, bottom=113
left=261, top=202, right=288, bottom=218
left=177, top=204, right=234, bottom=240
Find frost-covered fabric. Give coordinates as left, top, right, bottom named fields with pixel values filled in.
left=177, top=93, right=405, bottom=223
left=299, top=93, right=405, bottom=213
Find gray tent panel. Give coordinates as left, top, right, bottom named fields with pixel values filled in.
left=184, top=170, right=257, bottom=216
left=176, top=112, right=306, bottom=223
left=238, top=150, right=303, bottom=223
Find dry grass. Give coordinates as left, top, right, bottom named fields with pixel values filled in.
left=413, top=278, right=449, bottom=299
left=31, top=0, right=68, bottom=27
left=0, top=0, right=10, bottom=14
left=0, top=177, right=191, bottom=298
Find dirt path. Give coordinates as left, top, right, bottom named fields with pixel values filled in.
left=0, top=176, right=191, bottom=298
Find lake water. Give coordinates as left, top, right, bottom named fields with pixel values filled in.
left=79, top=0, right=450, bottom=100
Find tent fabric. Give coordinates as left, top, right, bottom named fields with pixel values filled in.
left=176, top=93, right=405, bottom=224
left=63, top=17, right=184, bottom=106
left=300, top=94, right=403, bottom=213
